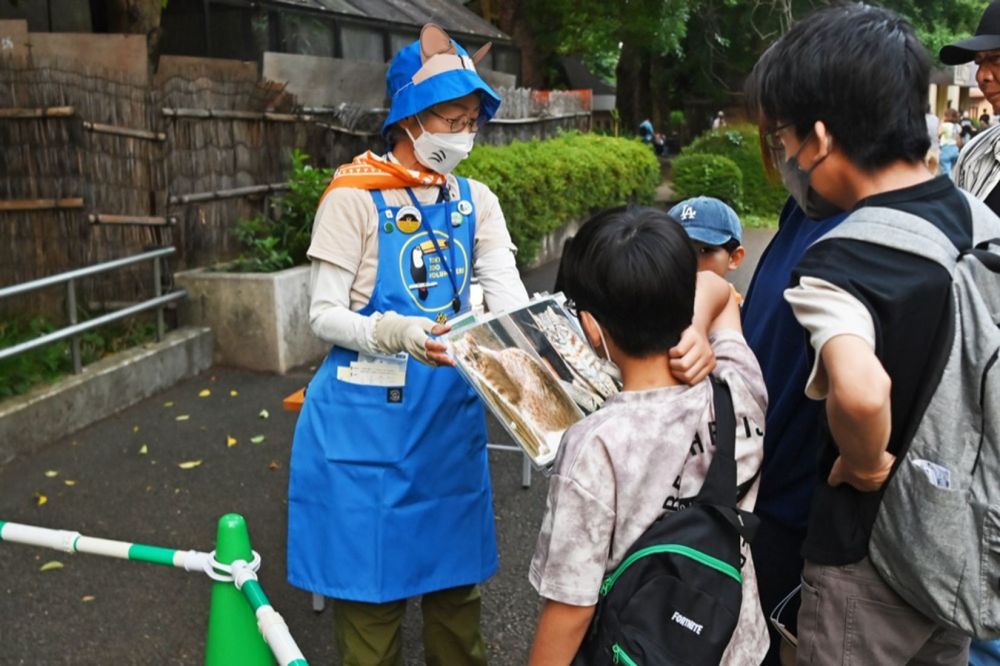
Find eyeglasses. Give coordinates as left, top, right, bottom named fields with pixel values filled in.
left=426, top=108, right=482, bottom=133
left=762, top=122, right=795, bottom=155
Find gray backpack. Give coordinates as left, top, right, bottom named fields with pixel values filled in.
left=818, top=192, right=1000, bottom=638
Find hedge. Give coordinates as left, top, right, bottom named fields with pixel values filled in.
left=457, top=132, right=661, bottom=264
left=670, top=154, right=743, bottom=211
left=681, top=123, right=788, bottom=216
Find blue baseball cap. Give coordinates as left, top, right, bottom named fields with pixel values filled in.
left=382, top=31, right=501, bottom=138
left=668, top=197, right=742, bottom=246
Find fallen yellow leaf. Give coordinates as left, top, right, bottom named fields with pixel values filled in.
left=198, top=389, right=211, bottom=398
left=163, top=401, right=174, bottom=408
left=132, top=425, right=139, bottom=433
left=175, top=415, right=190, bottom=422
left=258, top=409, right=269, bottom=420
left=177, top=460, right=202, bottom=470
left=44, top=470, right=58, bottom=478
left=139, top=444, right=149, bottom=455
left=35, top=493, right=47, bottom=506
left=230, top=390, right=239, bottom=397
left=39, top=561, right=63, bottom=572
left=81, top=595, right=96, bottom=602
left=64, top=480, right=76, bottom=486
left=226, top=435, right=237, bottom=448
left=250, top=435, right=266, bottom=444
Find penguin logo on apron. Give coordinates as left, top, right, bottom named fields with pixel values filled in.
left=410, top=247, right=429, bottom=300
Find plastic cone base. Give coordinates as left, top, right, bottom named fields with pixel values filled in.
left=204, top=514, right=274, bottom=665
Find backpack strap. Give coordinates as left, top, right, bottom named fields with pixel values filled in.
left=816, top=190, right=1000, bottom=273
left=965, top=238, right=1000, bottom=272
left=697, top=377, right=737, bottom=507
left=818, top=205, right=960, bottom=272
left=695, top=377, right=760, bottom=542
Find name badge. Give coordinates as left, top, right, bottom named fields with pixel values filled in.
left=336, top=352, right=408, bottom=387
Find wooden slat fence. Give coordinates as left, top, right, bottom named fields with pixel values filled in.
left=0, top=52, right=591, bottom=320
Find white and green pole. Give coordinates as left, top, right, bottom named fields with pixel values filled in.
left=0, top=519, right=212, bottom=571
left=0, top=517, right=308, bottom=666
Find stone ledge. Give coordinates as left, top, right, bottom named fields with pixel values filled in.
left=0, top=327, right=213, bottom=458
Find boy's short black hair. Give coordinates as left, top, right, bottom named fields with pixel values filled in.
left=745, top=3, right=931, bottom=171
left=556, top=206, right=696, bottom=357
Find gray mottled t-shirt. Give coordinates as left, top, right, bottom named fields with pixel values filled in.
left=529, top=330, right=769, bottom=664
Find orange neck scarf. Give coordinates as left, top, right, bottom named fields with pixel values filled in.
left=322, top=151, right=446, bottom=199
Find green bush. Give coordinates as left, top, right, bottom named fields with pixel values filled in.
left=0, top=315, right=156, bottom=398
left=682, top=123, right=788, bottom=216
left=231, top=149, right=333, bottom=273
left=670, top=154, right=743, bottom=210
left=458, top=132, right=660, bottom=263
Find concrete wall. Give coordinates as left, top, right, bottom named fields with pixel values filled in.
left=262, top=51, right=517, bottom=110
left=29, top=32, right=148, bottom=83
left=0, top=327, right=213, bottom=457
left=175, top=265, right=329, bottom=374
left=263, top=52, right=386, bottom=109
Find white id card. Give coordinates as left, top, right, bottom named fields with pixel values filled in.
left=336, top=352, right=408, bottom=387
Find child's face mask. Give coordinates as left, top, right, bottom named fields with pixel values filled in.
left=584, top=312, right=623, bottom=383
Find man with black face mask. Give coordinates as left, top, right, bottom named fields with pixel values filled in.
left=743, top=4, right=996, bottom=663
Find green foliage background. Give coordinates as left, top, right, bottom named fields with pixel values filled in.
left=671, top=153, right=743, bottom=210
left=681, top=123, right=787, bottom=217
left=231, top=150, right=333, bottom=273
left=457, top=132, right=661, bottom=264
left=0, top=316, right=157, bottom=398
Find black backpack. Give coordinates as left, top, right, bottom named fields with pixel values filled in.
left=573, top=378, right=759, bottom=665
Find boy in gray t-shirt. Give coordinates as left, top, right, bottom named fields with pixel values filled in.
left=528, top=206, right=769, bottom=664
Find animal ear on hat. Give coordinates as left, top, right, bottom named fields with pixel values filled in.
left=419, top=23, right=456, bottom=63
left=471, top=42, right=492, bottom=65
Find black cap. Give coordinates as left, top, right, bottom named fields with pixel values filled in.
left=941, top=0, right=1000, bottom=65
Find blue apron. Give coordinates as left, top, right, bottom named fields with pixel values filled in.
left=287, top=178, right=497, bottom=603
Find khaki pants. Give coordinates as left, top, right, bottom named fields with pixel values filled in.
left=796, top=557, right=969, bottom=665
left=333, top=584, right=487, bottom=666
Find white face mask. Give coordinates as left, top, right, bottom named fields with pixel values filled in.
left=582, top=312, right=623, bottom=383
left=405, top=117, right=475, bottom=174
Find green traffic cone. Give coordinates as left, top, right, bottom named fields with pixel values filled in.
left=205, top=513, right=274, bottom=665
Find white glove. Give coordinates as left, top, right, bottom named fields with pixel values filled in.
left=373, top=311, right=437, bottom=365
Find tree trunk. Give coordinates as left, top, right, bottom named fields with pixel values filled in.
left=615, top=38, right=652, bottom=135
left=495, top=0, right=546, bottom=88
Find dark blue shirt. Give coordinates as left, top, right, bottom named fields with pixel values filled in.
left=741, top=199, right=847, bottom=532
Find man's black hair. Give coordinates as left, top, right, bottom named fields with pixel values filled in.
left=745, top=3, right=931, bottom=170
left=555, top=206, right=696, bottom=357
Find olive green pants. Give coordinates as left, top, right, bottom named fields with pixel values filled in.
left=333, top=584, right=487, bottom=666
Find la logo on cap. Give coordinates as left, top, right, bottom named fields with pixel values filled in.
left=679, top=205, right=697, bottom=221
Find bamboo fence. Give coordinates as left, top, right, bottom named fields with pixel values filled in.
left=0, top=53, right=590, bottom=319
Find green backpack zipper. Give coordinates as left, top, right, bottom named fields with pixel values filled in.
left=612, top=643, right=639, bottom=665
left=600, top=544, right=742, bottom=597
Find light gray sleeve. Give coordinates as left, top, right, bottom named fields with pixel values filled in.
left=783, top=276, right=875, bottom=399
left=309, top=260, right=379, bottom=354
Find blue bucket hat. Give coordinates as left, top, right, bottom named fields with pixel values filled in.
left=382, top=25, right=502, bottom=138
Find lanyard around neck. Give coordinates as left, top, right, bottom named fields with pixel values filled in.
left=405, top=187, right=461, bottom=313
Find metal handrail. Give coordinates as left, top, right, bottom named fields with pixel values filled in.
left=0, top=247, right=176, bottom=299
left=0, top=247, right=184, bottom=373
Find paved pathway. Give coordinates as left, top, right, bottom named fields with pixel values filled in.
left=0, top=263, right=561, bottom=665
left=0, top=235, right=775, bottom=664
